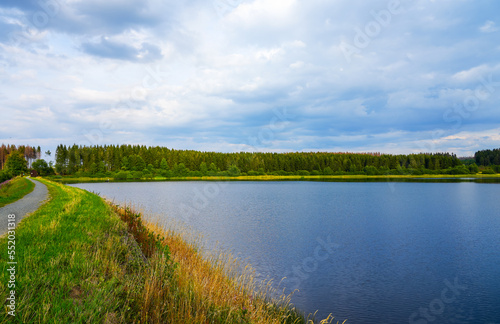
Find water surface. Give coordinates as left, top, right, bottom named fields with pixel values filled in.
left=70, top=181, right=500, bottom=323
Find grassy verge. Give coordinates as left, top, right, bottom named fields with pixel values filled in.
left=50, top=173, right=500, bottom=184
left=0, top=177, right=35, bottom=208
left=0, top=178, right=151, bottom=323
left=0, top=179, right=344, bottom=323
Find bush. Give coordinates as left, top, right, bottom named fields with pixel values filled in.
left=482, top=169, right=496, bottom=174
left=188, top=171, right=202, bottom=177
left=32, top=159, right=55, bottom=176
left=173, top=163, right=188, bottom=177
left=161, top=170, right=172, bottom=178
left=447, top=165, right=470, bottom=175
left=363, top=166, right=380, bottom=175
left=468, top=163, right=479, bottom=173
left=131, top=171, right=143, bottom=179
left=0, top=170, right=13, bottom=183
left=143, top=169, right=153, bottom=179
left=323, top=167, right=334, bottom=175
left=114, top=171, right=129, bottom=180
left=409, top=168, right=423, bottom=175
left=227, top=165, right=241, bottom=177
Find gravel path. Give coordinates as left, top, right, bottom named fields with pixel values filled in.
left=0, top=178, right=49, bottom=236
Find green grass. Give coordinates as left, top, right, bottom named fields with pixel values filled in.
left=0, top=179, right=343, bottom=323
left=50, top=173, right=500, bottom=184
left=0, top=177, right=35, bottom=207
left=0, top=179, right=154, bottom=323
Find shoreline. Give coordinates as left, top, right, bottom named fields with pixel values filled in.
left=48, top=174, right=500, bottom=184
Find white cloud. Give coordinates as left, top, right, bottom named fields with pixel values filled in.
left=479, top=20, right=498, bottom=33
left=1, top=0, right=500, bottom=155
left=451, top=65, right=490, bottom=83
left=228, top=0, right=298, bottom=26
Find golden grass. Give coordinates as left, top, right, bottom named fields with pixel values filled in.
left=108, top=201, right=347, bottom=323
left=141, top=218, right=346, bottom=324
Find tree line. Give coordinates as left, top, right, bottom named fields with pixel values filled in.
left=52, top=144, right=474, bottom=178
left=0, top=144, right=42, bottom=170
left=474, top=148, right=500, bottom=173
left=475, top=149, right=500, bottom=166
left=0, top=144, right=47, bottom=182
left=5, top=143, right=499, bottom=181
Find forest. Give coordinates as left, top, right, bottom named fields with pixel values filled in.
left=0, top=144, right=46, bottom=182
left=473, top=149, right=500, bottom=174
left=51, top=144, right=474, bottom=178
left=2, top=143, right=498, bottom=181
left=475, top=149, right=500, bottom=166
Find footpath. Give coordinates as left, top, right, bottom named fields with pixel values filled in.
left=0, top=178, right=49, bottom=236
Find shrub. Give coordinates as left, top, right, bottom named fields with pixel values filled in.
left=323, top=167, right=334, bottom=175
left=188, top=171, right=202, bottom=177
left=455, top=166, right=470, bottom=174
left=0, top=170, right=13, bottom=183
left=227, top=164, right=241, bottom=177
left=114, top=171, right=129, bottom=180
left=468, top=163, right=479, bottom=173
left=131, top=171, right=143, bottom=179
left=363, top=166, right=380, bottom=175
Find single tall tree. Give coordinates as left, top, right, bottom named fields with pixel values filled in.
left=5, top=151, right=28, bottom=176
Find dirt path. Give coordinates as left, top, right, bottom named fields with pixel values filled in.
left=0, top=178, right=49, bottom=236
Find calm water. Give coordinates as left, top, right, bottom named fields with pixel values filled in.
left=70, top=181, right=500, bottom=323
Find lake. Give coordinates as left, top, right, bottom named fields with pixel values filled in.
left=70, top=181, right=500, bottom=323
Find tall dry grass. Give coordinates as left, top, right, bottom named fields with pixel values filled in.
left=113, top=200, right=345, bottom=323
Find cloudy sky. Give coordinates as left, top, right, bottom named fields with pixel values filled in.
left=1, top=0, right=499, bottom=158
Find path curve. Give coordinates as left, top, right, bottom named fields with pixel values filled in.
left=0, top=178, right=49, bottom=236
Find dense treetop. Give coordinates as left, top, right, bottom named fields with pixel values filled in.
left=3, top=143, right=499, bottom=179
left=475, top=149, right=500, bottom=166
left=0, top=144, right=41, bottom=181
left=53, top=144, right=466, bottom=177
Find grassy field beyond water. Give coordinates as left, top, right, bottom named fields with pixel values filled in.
left=0, top=179, right=344, bottom=323
left=0, top=178, right=35, bottom=208
left=50, top=173, right=500, bottom=185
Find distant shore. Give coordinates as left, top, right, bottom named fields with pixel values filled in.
left=49, top=173, right=500, bottom=184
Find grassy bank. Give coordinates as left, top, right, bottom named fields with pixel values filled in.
left=49, top=173, right=500, bottom=184
left=0, top=177, right=35, bottom=208
left=0, top=179, right=343, bottom=323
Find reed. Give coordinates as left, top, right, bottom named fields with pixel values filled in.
left=111, top=203, right=346, bottom=324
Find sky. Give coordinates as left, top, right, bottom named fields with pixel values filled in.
left=1, top=0, right=500, bottom=159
